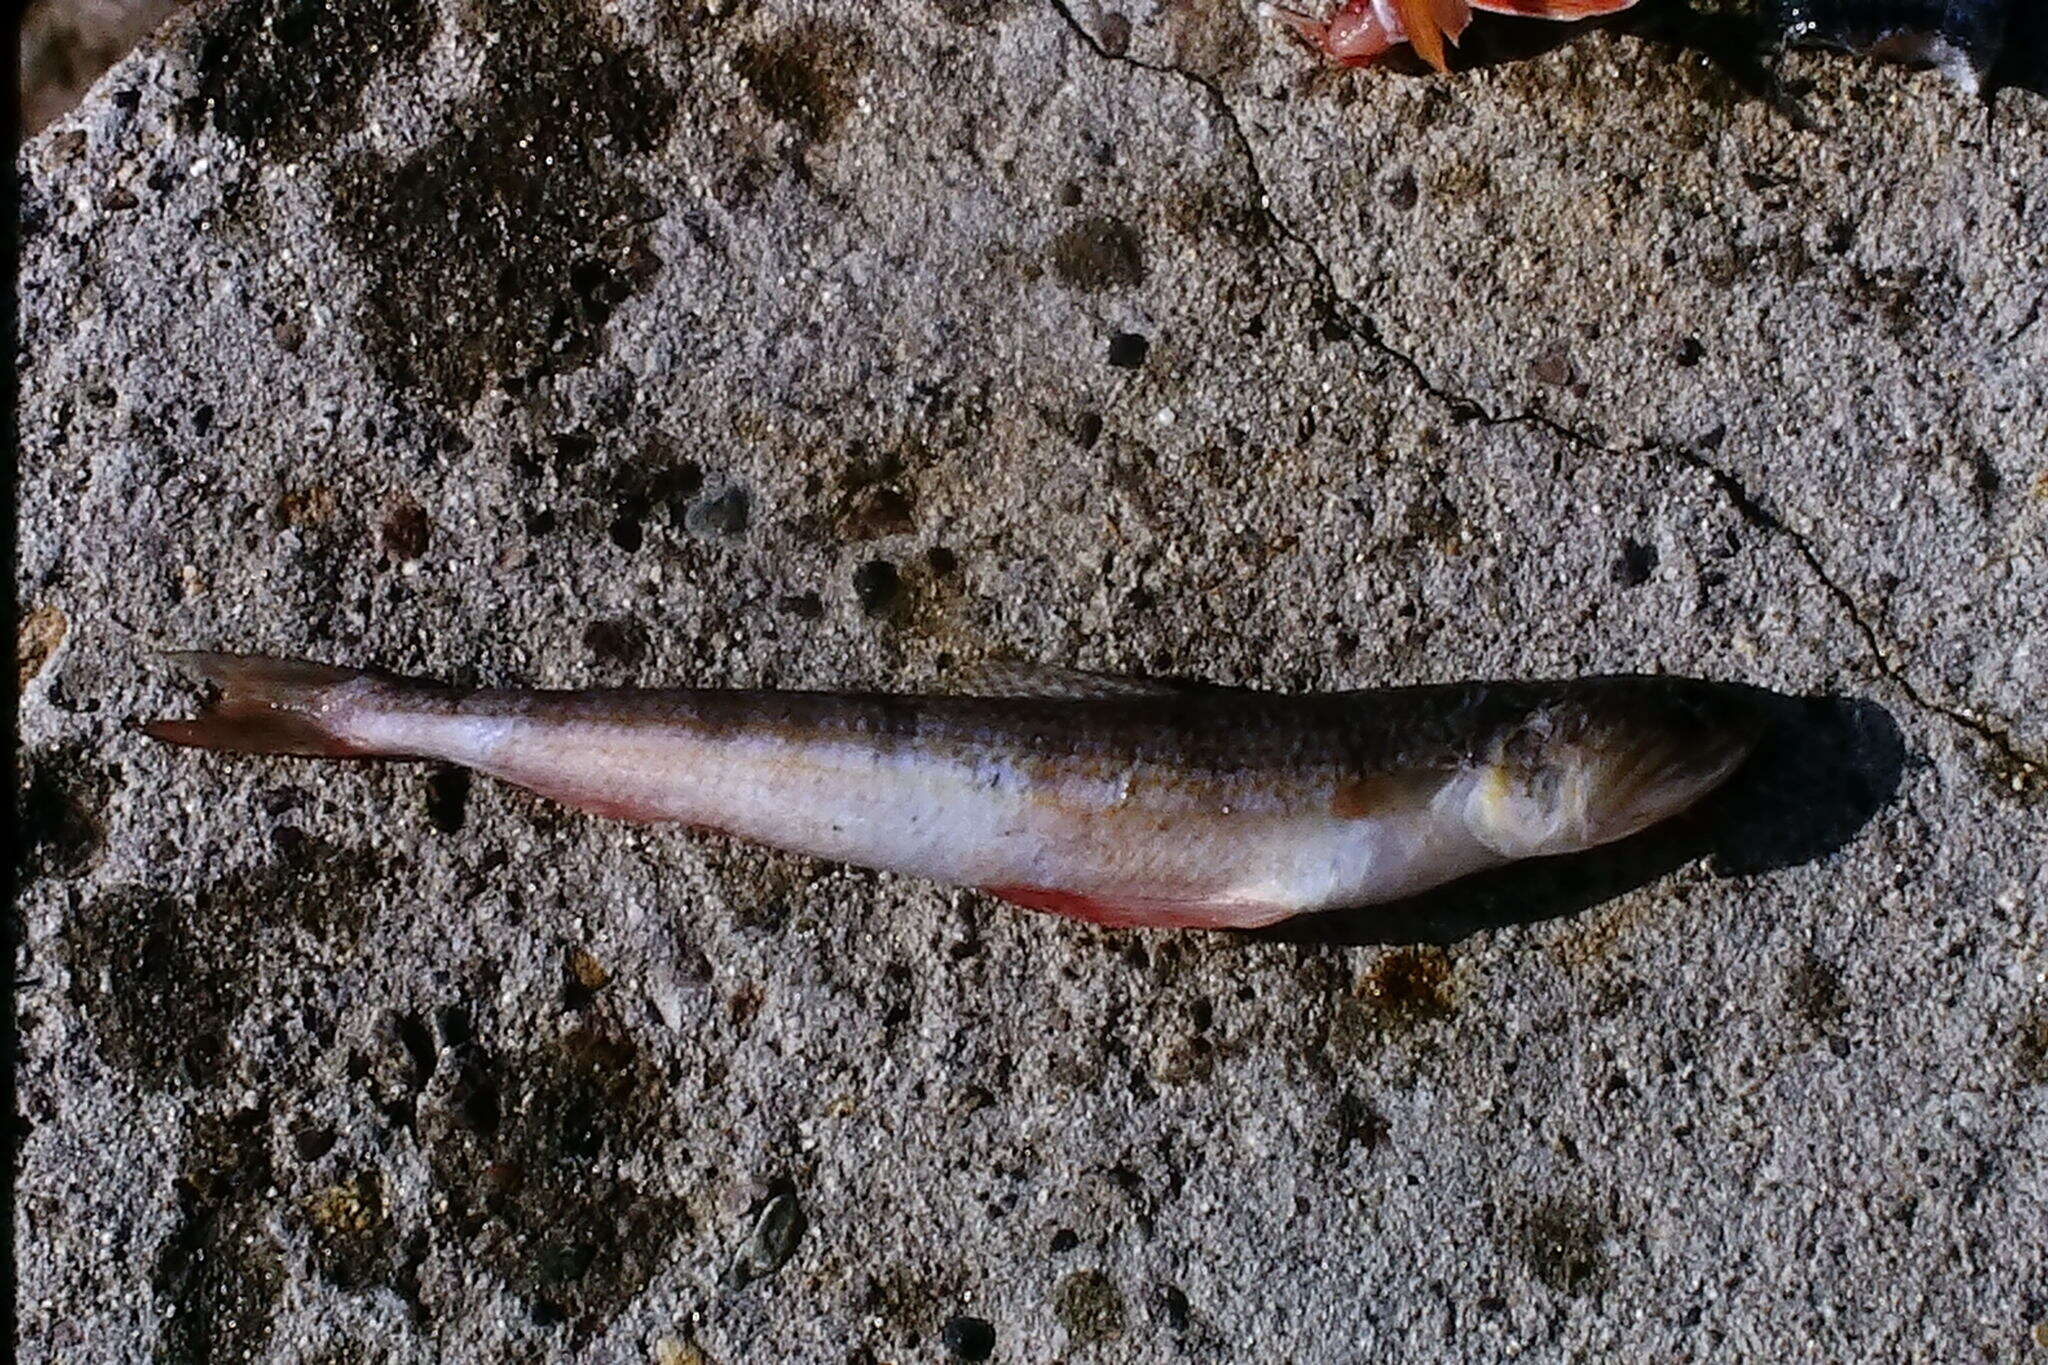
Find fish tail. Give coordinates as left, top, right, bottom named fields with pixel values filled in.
left=144, top=651, right=383, bottom=758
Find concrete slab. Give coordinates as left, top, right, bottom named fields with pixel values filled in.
left=16, top=0, right=2046, bottom=1358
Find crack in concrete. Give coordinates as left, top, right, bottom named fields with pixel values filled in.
left=1649, top=443, right=2042, bottom=790
left=1043, top=0, right=2043, bottom=786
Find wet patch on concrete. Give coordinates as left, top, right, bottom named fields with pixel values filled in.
left=16, top=743, right=113, bottom=882
left=330, top=0, right=674, bottom=410
left=1053, top=1267, right=1127, bottom=1345
left=420, top=1018, right=690, bottom=1335
left=1049, top=215, right=1148, bottom=292
left=1165, top=0, right=1258, bottom=81
left=151, top=1106, right=284, bottom=1363
left=189, top=0, right=434, bottom=157
left=1785, top=948, right=1847, bottom=1038
left=1510, top=1198, right=1610, bottom=1297
left=2017, top=1011, right=2048, bottom=1085
left=301, top=1167, right=426, bottom=1318
left=1358, top=947, right=1456, bottom=1026
left=63, top=834, right=388, bottom=1090
left=735, top=23, right=869, bottom=144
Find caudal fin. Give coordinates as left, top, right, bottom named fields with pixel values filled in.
left=144, top=651, right=377, bottom=757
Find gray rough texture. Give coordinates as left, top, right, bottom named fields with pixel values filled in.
left=14, top=0, right=2048, bottom=1359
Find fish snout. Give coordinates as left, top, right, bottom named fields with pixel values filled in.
left=1570, top=720, right=1756, bottom=850
left=1466, top=683, right=1762, bottom=858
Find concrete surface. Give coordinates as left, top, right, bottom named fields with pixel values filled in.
left=14, top=0, right=2047, bottom=1359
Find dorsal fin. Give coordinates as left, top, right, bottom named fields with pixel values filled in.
left=952, top=658, right=1196, bottom=701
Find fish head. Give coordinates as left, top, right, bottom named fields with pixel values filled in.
left=1462, top=680, right=1762, bottom=858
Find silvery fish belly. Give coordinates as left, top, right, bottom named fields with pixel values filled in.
left=1774, top=0, right=2011, bottom=86
left=145, top=654, right=1762, bottom=931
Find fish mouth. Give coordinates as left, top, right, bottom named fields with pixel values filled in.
left=1570, top=680, right=1767, bottom=847
left=1578, top=723, right=1757, bottom=847
left=1466, top=679, right=1766, bottom=858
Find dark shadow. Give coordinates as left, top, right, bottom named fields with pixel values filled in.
left=1447, top=0, right=1787, bottom=106
left=1250, top=686, right=1905, bottom=948
left=1990, top=2, right=2047, bottom=99
left=1612, top=0, right=1793, bottom=106
left=1443, top=0, right=2042, bottom=116
left=1764, top=0, right=2041, bottom=102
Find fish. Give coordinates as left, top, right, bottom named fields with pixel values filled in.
left=1267, top=0, right=2010, bottom=84
left=1263, top=0, right=1640, bottom=72
left=142, top=652, right=1762, bottom=932
left=1773, top=0, right=2011, bottom=90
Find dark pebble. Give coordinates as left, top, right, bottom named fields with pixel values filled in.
left=924, top=545, right=958, bottom=575
left=1106, top=332, right=1149, bottom=369
left=778, top=591, right=824, bottom=620
left=1614, top=537, right=1658, bottom=587
left=1528, top=348, right=1574, bottom=387
left=731, top=1189, right=807, bottom=1285
left=291, top=1123, right=336, bottom=1162
left=1050, top=1227, right=1079, bottom=1254
left=608, top=514, right=644, bottom=553
left=686, top=487, right=750, bottom=538
left=853, top=560, right=900, bottom=616
left=941, top=1315, right=996, bottom=1361
left=381, top=498, right=431, bottom=561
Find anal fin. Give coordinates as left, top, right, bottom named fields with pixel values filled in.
left=982, top=885, right=1290, bottom=931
